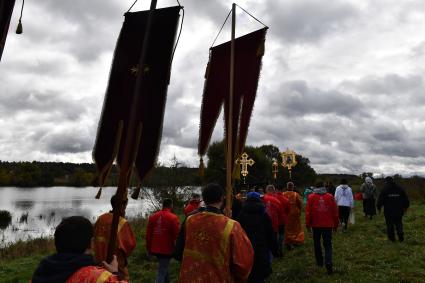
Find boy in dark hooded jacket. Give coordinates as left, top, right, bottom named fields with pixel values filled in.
left=377, top=176, right=410, bottom=242
left=237, top=192, right=277, bottom=283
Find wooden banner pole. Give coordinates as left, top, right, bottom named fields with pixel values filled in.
left=106, top=0, right=158, bottom=262
left=225, top=3, right=236, bottom=216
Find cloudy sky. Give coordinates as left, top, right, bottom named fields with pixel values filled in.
left=1, top=0, right=425, bottom=176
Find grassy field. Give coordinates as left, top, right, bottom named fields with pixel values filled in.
left=1, top=201, right=425, bottom=283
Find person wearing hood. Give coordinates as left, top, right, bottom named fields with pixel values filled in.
left=31, top=216, right=127, bottom=283
left=334, top=179, right=354, bottom=231
left=184, top=193, right=201, bottom=216
left=237, top=192, right=277, bottom=283
left=305, top=182, right=339, bottom=275
left=360, top=177, right=377, bottom=219
left=377, top=176, right=410, bottom=242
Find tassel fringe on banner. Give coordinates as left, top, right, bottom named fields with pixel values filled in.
left=16, top=0, right=24, bottom=34
left=199, top=157, right=205, bottom=177
left=95, top=187, right=103, bottom=199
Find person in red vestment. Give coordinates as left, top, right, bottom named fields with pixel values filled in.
left=93, top=195, right=136, bottom=280
left=306, top=182, right=339, bottom=275
left=273, top=185, right=290, bottom=256
left=184, top=193, right=201, bottom=216
left=262, top=185, right=281, bottom=256
left=146, top=198, right=180, bottom=283
left=31, top=216, right=127, bottom=283
left=174, top=183, right=254, bottom=283
left=283, top=182, right=305, bottom=249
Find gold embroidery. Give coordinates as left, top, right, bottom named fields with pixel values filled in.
left=96, top=271, right=111, bottom=283
left=220, top=219, right=235, bottom=256
left=118, top=218, right=126, bottom=233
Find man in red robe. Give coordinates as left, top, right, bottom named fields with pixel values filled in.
left=146, top=198, right=180, bottom=282
left=94, top=195, right=136, bottom=280
left=263, top=185, right=281, bottom=255
left=283, top=182, right=305, bottom=249
left=273, top=185, right=290, bottom=256
left=31, top=216, right=127, bottom=283
left=306, top=182, right=339, bottom=274
left=184, top=193, right=201, bottom=216
left=174, top=183, right=254, bottom=283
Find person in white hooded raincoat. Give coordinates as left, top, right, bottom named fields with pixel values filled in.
left=334, top=179, right=354, bottom=231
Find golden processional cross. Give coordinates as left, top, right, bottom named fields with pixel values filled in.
left=280, top=148, right=297, bottom=180
left=272, top=159, right=278, bottom=180
left=235, top=152, right=255, bottom=183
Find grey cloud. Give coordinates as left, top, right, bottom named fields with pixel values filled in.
left=265, top=80, right=365, bottom=117
left=343, top=74, right=424, bottom=96
left=0, top=90, right=88, bottom=120
left=267, top=0, right=359, bottom=43
left=41, top=129, right=93, bottom=154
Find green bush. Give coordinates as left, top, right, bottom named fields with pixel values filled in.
left=0, top=210, right=12, bottom=229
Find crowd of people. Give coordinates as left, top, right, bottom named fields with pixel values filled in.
left=30, top=176, right=410, bottom=283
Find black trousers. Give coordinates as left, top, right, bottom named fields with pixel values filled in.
left=338, top=206, right=351, bottom=229
left=312, top=228, right=333, bottom=266
left=385, top=215, right=404, bottom=241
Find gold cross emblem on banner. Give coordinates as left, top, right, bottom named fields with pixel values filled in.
left=235, top=152, right=255, bottom=177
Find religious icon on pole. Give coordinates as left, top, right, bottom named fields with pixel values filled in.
left=235, top=152, right=255, bottom=183
left=280, top=148, right=297, bottom=179
left=272, top=159, right=278, bottom=180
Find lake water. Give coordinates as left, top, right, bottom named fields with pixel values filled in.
left=0, top=187, right=154, bottom=248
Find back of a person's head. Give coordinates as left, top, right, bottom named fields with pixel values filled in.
left=385, top=176, right=394, bottom=184
left=340, top=179, right=348, bottom=185
left=163, top=198, right=173, bottom=208
left=111, top=194, right=128, bottom=210
left=202, top=183, right=224, bottom=205
left=55, top=216, right=93, bottom=254
left=316, top=181, right=324, bottom=188
left=265, top=184, right=275, bottom=193
left=287, top=182, right=294, bottom=190
left=191, top=193, right=200, bottom=200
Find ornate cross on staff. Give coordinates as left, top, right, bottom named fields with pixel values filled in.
left=272, top=159, right=278, bottom=180
left=235, top=152, right=255, bottom=181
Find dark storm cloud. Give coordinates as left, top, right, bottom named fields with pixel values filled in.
left=267, top=0, right=359, bottom=43
left=344, top=74, right=424, bottom=96
left=41, top=128, right=93, bottom=154
left=0, top=90, right=88, bottom=120
left=264, top=80, right=365, bottom=117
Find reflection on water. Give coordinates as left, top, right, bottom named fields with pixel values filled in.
left=0, top=187, right=152, bottom=247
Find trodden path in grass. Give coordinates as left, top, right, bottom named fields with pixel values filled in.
left=268, top=202, right=425, bottom=283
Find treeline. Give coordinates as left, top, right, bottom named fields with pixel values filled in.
left=0, top=161, right=201, bottom=187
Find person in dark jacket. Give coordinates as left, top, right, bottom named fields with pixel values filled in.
left=31, top=216, right=125, bottom=283
left=377, top=176, right=410, bottom=242
left=237, top=192, right=277, bottom=283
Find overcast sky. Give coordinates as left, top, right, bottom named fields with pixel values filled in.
left=1, top=0, right=425, bottom=176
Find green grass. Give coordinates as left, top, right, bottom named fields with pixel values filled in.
left=1, top=202, right=425, bottom=282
